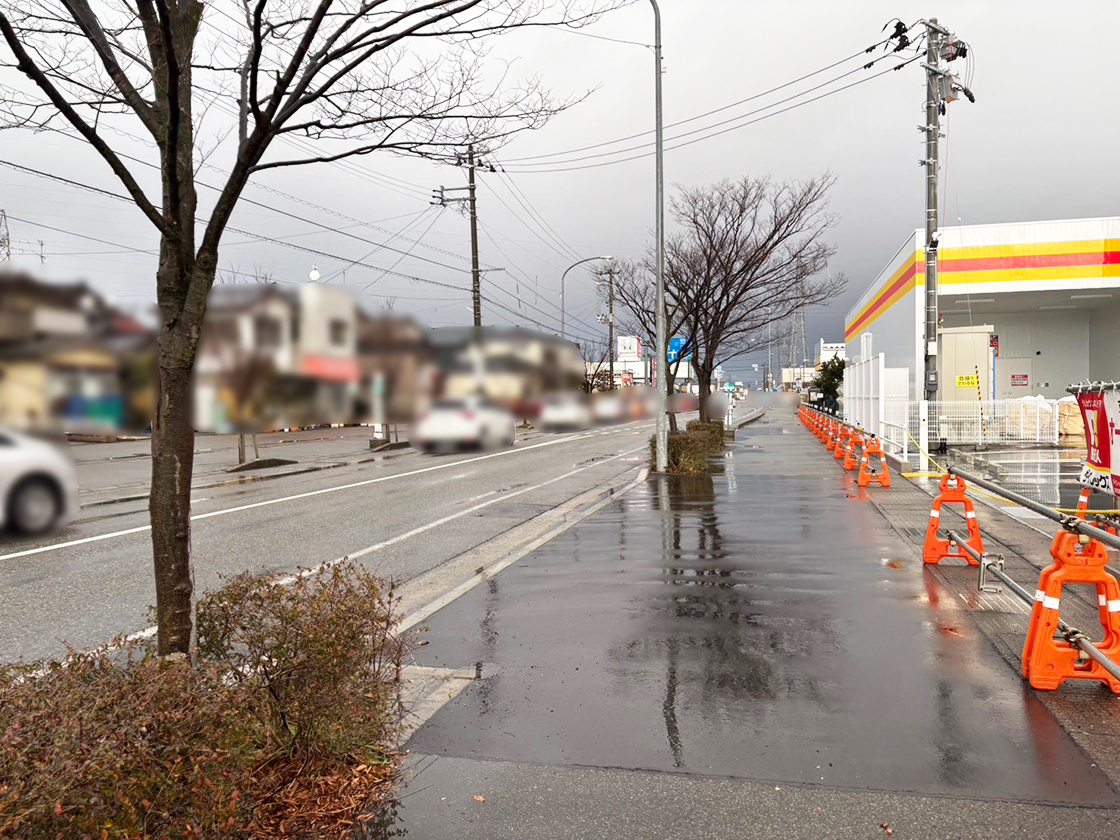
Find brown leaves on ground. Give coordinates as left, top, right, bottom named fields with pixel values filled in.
left=249, top=752, right=402, bottom=839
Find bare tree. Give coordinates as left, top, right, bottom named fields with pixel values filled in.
left=577, top=334, right=610, bottom=393
left=610, top=256, right=697, bottom=431
left=674, top=177, right=845, bottom=419
left=626, top=177, right=845, bottom=422
left=0, top=0, right=620, bottom=656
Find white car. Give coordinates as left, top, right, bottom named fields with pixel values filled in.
left=590, top=393, right=626, bottom=426
left=0, top=427, right=80, bottom=535
left=539, top=394, right=592, bottom=432
left=411, top=396, right=516, bottom=452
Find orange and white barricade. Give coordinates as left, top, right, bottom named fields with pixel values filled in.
left=922, top=475, right=982, bottom=565
left=857, top=436, right=891, bottom=488
left=1021, top=530, right=1120, bottom=694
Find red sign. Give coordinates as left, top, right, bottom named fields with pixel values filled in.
left=989, top=334, right=999, bottom=357
left=1010, top=374, right=1028, bottom=386
left=1077, top=390, right=1120, bottom=497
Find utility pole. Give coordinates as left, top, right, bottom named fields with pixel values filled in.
left=0, top=210, right=10, bottom=262
left=432, top=145, right=482, bottom=327
left=915, top=18, right=974, bottom=400
left=467, top=146, right=481, bottom=327
left=922, top=19, right=943, bottom=402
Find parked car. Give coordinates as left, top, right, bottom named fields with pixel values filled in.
left=411, top=396, right=515, bottom=452
left=591, top=392, right=627, bottom=425
left=668, top=393, right=699, bottom=414
left=0, top=428, right=79, bottom=535
left=539, top=393, right=592, bottom=432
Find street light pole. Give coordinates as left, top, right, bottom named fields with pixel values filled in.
left=650, top=0, right=668, bottom=473
left=560, top=255, right=613, bottom=340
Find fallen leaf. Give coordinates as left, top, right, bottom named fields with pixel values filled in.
left=474, top=795, right=486, bottom=802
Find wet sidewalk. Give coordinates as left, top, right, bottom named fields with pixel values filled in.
left=394, top=409, right=1120, bottom=839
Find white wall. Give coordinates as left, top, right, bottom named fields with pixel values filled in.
left=1088, top=301, right=1120, bottom=383
left=942, top=308, right=1089, bottom=397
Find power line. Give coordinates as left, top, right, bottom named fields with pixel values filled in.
left=476, top=177, right=578, bottom=265
left=504, top=53, right=925, bottom=174
left=489, top=169, right=583, bottom=261
left=476, top=219, right=602, bottom=336
left=503, top=34, right=901, bottom=164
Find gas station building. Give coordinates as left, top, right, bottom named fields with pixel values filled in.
left=844, top=217, right=1120, bottom=402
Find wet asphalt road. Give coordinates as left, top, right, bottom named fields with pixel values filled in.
left=403, top=410, right=1120, bottom=834
left=0, top=419, right=667, bottom=662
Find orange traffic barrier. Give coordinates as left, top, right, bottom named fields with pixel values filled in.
left=833, top=425, right=851, bottom=460
left=1076, top=487, right=1118, bottom=536
left=823, top=419, right=838, bottom=449
left=1021, top=530, right=1120, bottom=694
left=817, top=416, right=830, bottom=444
left=857, top=436, right=891, bottom=488
left=842, top=430, right=864, bottom=472
left=922, top=474, right=982, bottom=565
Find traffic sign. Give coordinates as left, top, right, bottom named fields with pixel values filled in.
left=668, top=336, right=692, bottom=362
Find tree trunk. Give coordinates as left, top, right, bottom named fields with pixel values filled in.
left=664, top=353, right=678, bottom=433
left=697, top=365, right=713, bottom=423
left=149, top=342, right=196, bottom=656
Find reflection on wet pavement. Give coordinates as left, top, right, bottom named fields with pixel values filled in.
left=407, top=416, right=1119, bottom=806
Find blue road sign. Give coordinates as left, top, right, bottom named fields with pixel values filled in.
left=668, top=336, right=692, bottom=362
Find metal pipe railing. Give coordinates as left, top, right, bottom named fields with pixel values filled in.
left=948, top=466, right=1120, bottom=553
left=946, top=529, right=1120, bottom=682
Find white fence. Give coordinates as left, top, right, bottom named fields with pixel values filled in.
left=842, top=351, right=911, bottom=463
left=843, top=346, right=1059, bottom=468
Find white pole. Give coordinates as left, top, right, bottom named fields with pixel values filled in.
left=650, top=0, right=668, bottom=472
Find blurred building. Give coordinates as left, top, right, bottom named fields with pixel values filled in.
left=428, top=326, right=584, bottom=413
left=195, top=284, right=360, bottom=432
left=0, top=271, right=154, bottom=432
left=357, top=313, right=433, bottom=424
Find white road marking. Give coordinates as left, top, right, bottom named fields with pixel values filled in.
left=6, top=412, right=709, bottom=563
left=397, top=465, right=651, bottom=632
left=0, top=428, right=630, bottom=562
left=105, top=444, right=649, bottom=645
left=276, top=443, right=647, bottom=585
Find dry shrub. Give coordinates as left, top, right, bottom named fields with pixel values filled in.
left=686, top=420, right=726, bottom=450
left=0, top=561, right=406, bottom=838
left=650, top=429, right=714, bottom=475
left=196, top=562, right=406, bottom=758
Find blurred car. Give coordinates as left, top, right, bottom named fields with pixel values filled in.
left=539, top=394, right=592, bottom=432
left=0, top=427, right=79, bottom=535
left=411, top=396, right=515, bottom=452
left=668, top=393, right=699, bottom=414
left=591, top=393, right=627, bottom=425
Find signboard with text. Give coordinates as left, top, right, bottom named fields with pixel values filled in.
left=1076, top=389, right=1120, bottom=497
left=956, top=374, right=979, bottom=388
left=668, top=336, right=692, bottom=362
left=616, top=335, right=642, bottom=362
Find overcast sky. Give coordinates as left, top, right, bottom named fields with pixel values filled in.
left=2, top=1, right=1118, bottom=383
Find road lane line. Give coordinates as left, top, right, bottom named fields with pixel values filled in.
left=6, top=412, right=701, bottom=563
left=397, top=465, right=651, bottom=632
left=89, top=444, right=650, bottom=649
left=275, top=443, right=648, bottom=585
left=0, top=428, right=614, bottom=562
